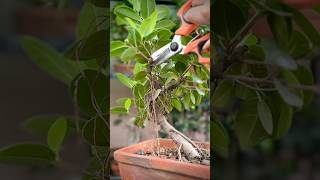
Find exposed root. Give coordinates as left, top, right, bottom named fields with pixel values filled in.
left=178, top=144, right=182, bottom=161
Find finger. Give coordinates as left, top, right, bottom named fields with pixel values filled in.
left=184, top=6, right=210, bottom=25
left=203, top=40, right=210, bottom=51
left=192, top=0, right=206, bottom=6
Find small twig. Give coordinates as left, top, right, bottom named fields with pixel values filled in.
left=228, top=11, right=264, bottom=52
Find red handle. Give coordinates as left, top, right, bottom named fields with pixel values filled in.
left=175, top=0, right=198, bottom=36
left=183, top=33, right=210, bottom=65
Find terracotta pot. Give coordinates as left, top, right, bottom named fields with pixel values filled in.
left=14, top=7, right=78, bottom=37
left=114, top=138, right=210, bottom=180
left=113, top=63, right=134, bottom=74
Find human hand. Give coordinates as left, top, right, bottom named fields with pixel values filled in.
left=184, top=0, right=210, bottom=51
left=184, top=0, right=210, bottom=25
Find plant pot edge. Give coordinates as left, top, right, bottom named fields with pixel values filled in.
left=114, top=138, right=210, bottom=180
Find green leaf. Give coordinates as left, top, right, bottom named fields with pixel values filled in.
left=114, top=5, right=141, bottom=22
left=0, top=144, right=55, bottom=165
left=76, top=2, right=96, bottom=40
left=140, top=0, right=156, bottom=19
left=110, top=41, right=128, bottom=57
left=71, top=70, right=108, bottom=116
left=234, top=96, right=268, bottom=149
left=134, top=71, right=147, bottom=81
left=243, top=34, right=258, bottom=46
left=156, top=5, right=171, bottom=20
left=171, top=98, right=182, bottom=111
left=87, top=0, right=107, bottom=8
left=212, top=80, right=234, bottom=108
left=196, top=87, right=205, bottom=96
left=267, top=12, right=292, bottom=47
left=288, top=31, right=312, bottom=59
left=22, top=115, right=80, bottom=135
left=128, top=0, right=141, bottom=12
left=247, top=45, right=265, bottom=60
left=257, top=100, right=273, bottom=134
left=274, top=79, right=303, bottom=107
left=155, top=19, right=176, bottom=30
left=211, top=120, right=229, bottom=157
left=133, top=62, right=146, bottom=75
left=47, top=118, right=67, bottom=154
left=293, top=65, right=315, bottom=106
left=65, top=30, right=108, bottom=61
left=82, top=118, right=109, bottom=146
left=212, top=0, right=246, bottom=41
left=120, top=47, right=137, bottom=62
left=139, top=11, right=158, bottom=37
left=274, top=102, right=293, bottom=139
left=116, top=73, right=135, bottom=88
left=110, top=107, right=128, bottom=114
left=157, top=29, right=173, bottom=41
left=190, top=92, right=196, bottom=104
left=20, top=36, right=80, bottom=84
left=285, top=5, right=320, bottom=47
left=124, top=98, right=132, bottom=110
left=261, top=39, right=297, bottom=70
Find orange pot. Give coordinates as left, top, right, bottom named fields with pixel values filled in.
left=114, top=139, right=210, bottom=180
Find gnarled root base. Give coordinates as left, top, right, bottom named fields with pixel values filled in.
left=158, top=113, right=204, bottom=161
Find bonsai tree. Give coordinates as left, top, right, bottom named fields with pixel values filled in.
left=110, top=0, right=210, bottom=162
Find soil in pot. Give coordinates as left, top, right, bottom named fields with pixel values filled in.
left=135, top=143, right=210, bottom=166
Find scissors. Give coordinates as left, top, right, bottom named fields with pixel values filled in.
left=151, top=0, right=210, bottom=66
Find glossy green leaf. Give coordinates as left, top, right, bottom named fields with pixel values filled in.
left=140, top=0, right=156, bottom=19
left=156, top=5, right=171, bottom=20
left=257, top=100, right=273, bottom=134
left=212, top=80, right=234, bottom=108
left=234, top=96, right=268, bottom=149
left=134, top=71, right=147, bottom=81
left=128, top=0, right=141, bottom=12
left=0, top=144, right=55, bottom=165
left=114, top=5, right=141, bottom=22
left=190, top=92, right=196, bottom=104
left=172, top=98, right=182, bottom=112
left=110, top=41, right=129, bottom=57
left=139, top=11, right=158, bottom=37
left=267, top=12, right=292, bottom=47
left=288, top=31, right=312, bottom=59
left=116, top=73, right=135, bottom=88
left=47, top=118, right=67, bottom=154
left=293, top=65, right=315, bottom=106
left=212, top=0, right=246, bottom=41
left=110, top=107, right=128, bottom=114
left=285, top=5, right=320, bottom=47
left=211, top=120, right=229, bottom=157
left=65, top=30, right=108, bottom=61
left=274, top=79, right=303, bottom=107
left=121, top=47, right=137, bottom=62
left=155, top=19, right=176, bottom=30
left=76, top=2, right=96, bottom=40
left=20, top=36, right=80, bottom=84
left=71, top=70, right=108, bottom=116
left=273, top=102, right=293, bottom=139
left=82, top=118, right=109, bottom=146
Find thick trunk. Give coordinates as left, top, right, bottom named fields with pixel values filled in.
left=158, top=113, right=202, bottom=161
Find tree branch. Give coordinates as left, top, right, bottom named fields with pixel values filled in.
left=222, top=74, right=320, bottom=93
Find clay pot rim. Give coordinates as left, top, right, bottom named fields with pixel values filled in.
left=114, top=138, right=210, bottom=179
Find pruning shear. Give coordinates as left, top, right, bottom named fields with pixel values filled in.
left=151, top=0, right=210, bottom=66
